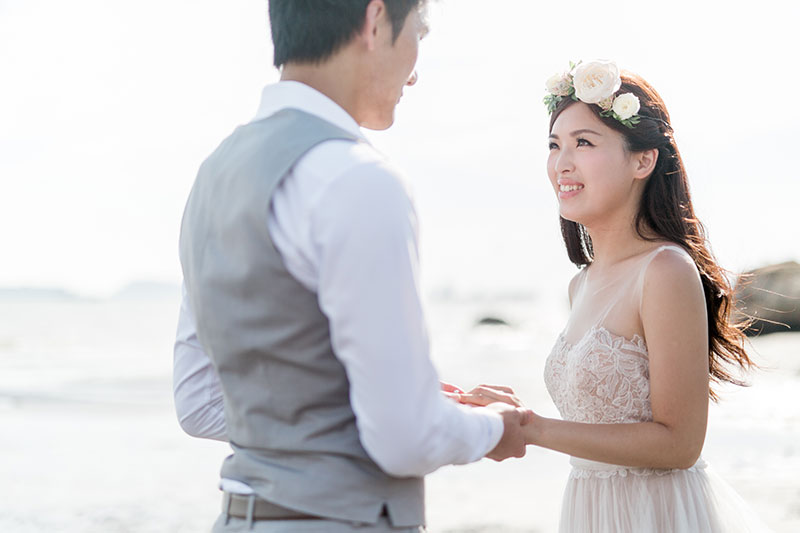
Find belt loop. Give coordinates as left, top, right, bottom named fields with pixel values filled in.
left=223, top=492, right=232, bottom=525
left=246, top=494, right=256, bottom=530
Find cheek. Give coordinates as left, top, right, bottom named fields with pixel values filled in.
left=582, top=150, right=621, bottom=184
left=584, top=159, right=634, bottom=211
left=597, top=153, right=633, bottom=190
left=546, top=154, right=558, bottom=187
left=409, top=34, right=419, bottom=61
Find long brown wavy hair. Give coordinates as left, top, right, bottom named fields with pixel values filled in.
left=549, top=71, right=754, bottom=400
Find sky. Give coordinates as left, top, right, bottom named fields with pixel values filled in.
left=1, top=0, right=799, bottom=298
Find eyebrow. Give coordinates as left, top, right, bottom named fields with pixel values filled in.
left=549, top=129, right=603, bottom=139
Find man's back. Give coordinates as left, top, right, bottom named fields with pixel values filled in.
left=180, top=107, right=426, bottom=526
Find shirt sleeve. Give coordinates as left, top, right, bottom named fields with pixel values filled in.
left=310, top=160, right=504, bottom=478
left=173, top=283, right=228, bottom=441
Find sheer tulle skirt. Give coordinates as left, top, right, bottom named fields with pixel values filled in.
left=560, top=457, right=772, bottom=533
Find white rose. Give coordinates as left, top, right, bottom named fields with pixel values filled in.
left=611, top=93, right=641, bottom=120
left=545, top=72, right=572, bottom=97
left=572, top=60, right=621, bottom=104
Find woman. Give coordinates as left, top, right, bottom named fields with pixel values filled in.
left=458, top=60, right=771, bottom=532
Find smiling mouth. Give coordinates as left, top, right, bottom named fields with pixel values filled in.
left=559, top=184, right=584, bottom=192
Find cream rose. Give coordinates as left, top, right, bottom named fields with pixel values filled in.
left=545, top=72, right=572, bottom=97
left=611, top=93, right=641, bottom=120
left=572, top=60, right=621, bottom=104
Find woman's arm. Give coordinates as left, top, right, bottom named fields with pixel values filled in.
left=464, top=249, right=709, bottom=469
left=531, top=250, right=709, bottom=468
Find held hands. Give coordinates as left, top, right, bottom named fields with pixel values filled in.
left=441, top=382, right=535, bottom=461
left=485, top=402, right=534, bottom=461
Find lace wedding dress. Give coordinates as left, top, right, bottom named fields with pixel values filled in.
left=544, top=245, right=771, bottom=532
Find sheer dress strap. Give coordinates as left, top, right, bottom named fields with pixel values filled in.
left=566, top=244, right=692, bottom=342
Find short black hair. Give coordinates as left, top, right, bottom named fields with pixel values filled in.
left=269, top=0, right=424, bottom=68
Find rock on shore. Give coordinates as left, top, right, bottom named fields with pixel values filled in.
left=735, top=261, right=800, bottom=336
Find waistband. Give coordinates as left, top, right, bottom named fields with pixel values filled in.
left=569, top=456, right=707, bottom=477
left=223, top=492, right=323, bottom=523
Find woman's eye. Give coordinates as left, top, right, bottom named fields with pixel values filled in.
left=577, top=138, right=593, bottom=147
left=548, top=142, right=559, bottom=150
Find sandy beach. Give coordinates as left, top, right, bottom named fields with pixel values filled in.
left=0, top=296, right=797, bottom=532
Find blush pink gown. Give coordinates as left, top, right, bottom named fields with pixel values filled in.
left=544, top=245, right=772, bottom=532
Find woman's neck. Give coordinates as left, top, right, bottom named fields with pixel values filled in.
left=586, top=219, right=662, bottom=270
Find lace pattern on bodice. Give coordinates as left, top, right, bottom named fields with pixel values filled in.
left=544, top=325, right=653, bottom=424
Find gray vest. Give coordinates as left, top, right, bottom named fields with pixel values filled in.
left=179, top=109, right=424, bottom=527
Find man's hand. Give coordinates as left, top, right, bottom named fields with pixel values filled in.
left=484, top=403, right=533, bottom=461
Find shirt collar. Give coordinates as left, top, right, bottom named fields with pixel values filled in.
left=252, top=81, right=366, bottom=141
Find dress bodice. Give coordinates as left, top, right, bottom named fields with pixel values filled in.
left=543, top=245, right=692, bottom=425
left=544, top=325, right=652, bottom=424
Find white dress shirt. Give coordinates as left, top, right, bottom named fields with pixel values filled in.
left=173, top=81, right=504, bottom=488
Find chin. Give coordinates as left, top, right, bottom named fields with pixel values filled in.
left=360, top=101, right=398, bottom=131
left=559, top=208, right=586, bottom=226
left=375, top=117, right=395, bottom=130
left=362, top=117, right=394, bottom=131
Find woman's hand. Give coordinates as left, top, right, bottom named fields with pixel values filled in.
left=458, top=384, right=524, bottom=408
left=440, top=381, right=465, bottom=401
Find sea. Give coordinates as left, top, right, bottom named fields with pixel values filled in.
left=0, top=290, right=798, bottom=532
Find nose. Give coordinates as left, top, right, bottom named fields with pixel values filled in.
left=554, top=147, right=574, bottom=176
left=406, top=70, right=418, bottom=87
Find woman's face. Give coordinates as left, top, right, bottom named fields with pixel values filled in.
left=547, top=102, right=644, bottom=229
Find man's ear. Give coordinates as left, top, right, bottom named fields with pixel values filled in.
left=634, top=148, right=659, bottom=181
left=361, top=0, right=387, bottom=52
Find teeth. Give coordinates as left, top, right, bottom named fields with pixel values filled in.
left=559, top=184, right=584, bottom=192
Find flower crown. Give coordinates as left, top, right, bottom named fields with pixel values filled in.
left=544, top=60, right=641, bottom=128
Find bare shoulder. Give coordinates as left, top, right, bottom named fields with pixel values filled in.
left=645, top=246, right=701, bottom=289
left=642, top=246, right=705, bottom=315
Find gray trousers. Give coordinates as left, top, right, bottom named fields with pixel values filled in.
left=212, top=513, right=424, bottom=532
